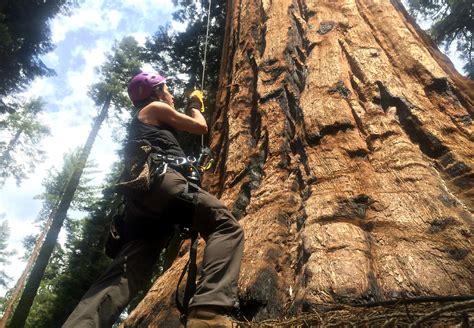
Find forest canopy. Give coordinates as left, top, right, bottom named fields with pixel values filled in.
left=0, top=0, right=78, bottom=113
left=406, top=0, right=473, bottom=78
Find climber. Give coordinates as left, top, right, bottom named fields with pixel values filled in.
left=62, top=72, right=244, bottom=327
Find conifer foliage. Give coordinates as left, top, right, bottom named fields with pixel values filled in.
left=0, top=220, right=14, bottom=290
left=0, top=98, right=50, bottom=187
left=144, top=0, right=227, bottom=154
left=0, top=0, right=77, bottom=112
left=406, top=0, right=474, bottom=78
left=0, top=150, right=97, bottom=328
left=3, top=38, right=142, bottom=328
left=25, top=169, right=120, bottom=327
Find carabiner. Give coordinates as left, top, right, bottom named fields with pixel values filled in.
left=174, top=157, right=187, bottom=166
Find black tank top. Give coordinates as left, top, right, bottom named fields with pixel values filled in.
left=128, top=115, right=186, bottom=158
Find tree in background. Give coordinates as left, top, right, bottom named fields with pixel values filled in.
left=25, top=173, right=119, bottom=327
left=1, top=158, right=115, bottom=328
left=0, top=149, right=97, bottom=328
left=23, top=242, right=66, bottom=328
left=20, top=149, right=98, bottom=261
left=144, top=0, right=227, bottom=154
left=0, top=0, right=78, bottom=113
left=89, top=36, right=143, bottom=113
left=406, top=0, right=473, bottom=79
left=124, top=0, right=473, bottom=326
left=3, top=36, right=143, bottom=328
left=0, top=98, right=50, bottom=187
left=0, top=220, right=15, bottom=290
left=34, top=149, right=98, bottom=216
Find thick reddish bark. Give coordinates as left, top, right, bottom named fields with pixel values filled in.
left=124, top=0, right=473, bottom=326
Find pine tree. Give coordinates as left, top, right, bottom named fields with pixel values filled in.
left=0, top=150, right=96, bottom=328
left=0, top=0, right=78, bottom=112
left=0, top=98, right=50, bottom=187
left=5, top=37, right=143, bottom=328
left=25, top=184, right=116, bottom=327
left=0, top=220, right=15, bottom=289
left=4, top=100, right=111, bottom=328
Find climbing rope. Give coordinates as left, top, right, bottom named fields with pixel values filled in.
left=200, top=0, right=212, bottom=148
left=200, top=0, right=212, bottom=91
left=175, top=3, right=214, bottom=322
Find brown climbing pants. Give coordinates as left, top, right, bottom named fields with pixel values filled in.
left=62, top=169, right=244, bottom=328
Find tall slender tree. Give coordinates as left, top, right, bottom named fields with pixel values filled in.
left=2, top=160, right=113, bottom=327
left=30, top=195, right=114, bottom=327
left=2, top=150, right=95, bottom=318
left=5, top=98, right=110, bottom=328
left=25, top=177, right=118, bottom=327
left=0, top=220, right=14, bottom=289
left=124, top=0, right=473, bottom=326
left=5, top=37, right=142, bottom=328
left=0, top=98, right=50, bottom=187
left=0, top=150, right=97, bottom=328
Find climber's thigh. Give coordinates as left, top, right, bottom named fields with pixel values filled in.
left=125, top=168, right=189, bottom=218
left=188, top=186, right=238, bottom=240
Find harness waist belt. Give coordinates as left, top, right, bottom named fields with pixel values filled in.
left=150, top=153, right=197, bottom=166
left=149, top=153, right=202, bottom=186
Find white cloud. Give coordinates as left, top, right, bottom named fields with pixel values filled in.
left=28, top=78, right=56, bottom=99
left=107, top=10, right=123, bottom=30
left=141, top=63, right=157, bottom=73
left=0, top=180, right=42, bottom=223
left=50, top=0, right=174, bottom=43
left=171, top=20, right=188, bottom=33
left=41, top=52, right=60, bottom=68
left=130, top=31, right=149, bottom=46
left=51, top=2, right=122, bottom=43
left=122, top=0, right=174, bottom=16
left=59, top=39, right=109, bottom=113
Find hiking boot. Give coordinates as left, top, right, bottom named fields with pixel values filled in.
left=186, top=306, right=235, bottom=328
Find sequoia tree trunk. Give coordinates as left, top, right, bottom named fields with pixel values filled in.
left=124, top=0, right=473, bottom=326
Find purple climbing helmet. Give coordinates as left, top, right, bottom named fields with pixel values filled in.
left=127, top=72, right=167, bottom=104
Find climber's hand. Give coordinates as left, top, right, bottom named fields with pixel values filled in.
left=187, top=90, right=205, bottom=113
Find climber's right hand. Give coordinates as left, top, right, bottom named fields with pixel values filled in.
left=187, top=90, right=205, bottom=113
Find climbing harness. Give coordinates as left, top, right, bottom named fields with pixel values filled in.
left=105, top=199, right=126, bottom=259
left=149, top=152, right=207, bottom=186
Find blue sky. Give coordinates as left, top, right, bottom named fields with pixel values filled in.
left=0, top=0, right=180, bottom=294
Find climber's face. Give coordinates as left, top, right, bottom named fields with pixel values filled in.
left=156, top=84, right=174, bottom=108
